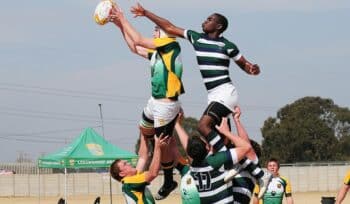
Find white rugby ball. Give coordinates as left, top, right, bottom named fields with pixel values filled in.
left=94, top=0, right=115, bottom=25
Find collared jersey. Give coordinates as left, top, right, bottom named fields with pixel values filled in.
left=207, top=132, right=257, bottom=204
left=121, top=172, right=155, bottom=204
left=254, top=176, right=292, bottom=204
left=343, top=170, right=350, bottom=185
left=184, top=30, right=242, bottom=91
left=232, top=171, right=257, bottom=204
left=147, top=37, right=184, bottom=99
left=190, top=149, right=238, bottom=204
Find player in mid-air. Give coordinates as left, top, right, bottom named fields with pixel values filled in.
left=108, top=6, right=184, bottom=199
left=129, top=3, right=271, bottom=199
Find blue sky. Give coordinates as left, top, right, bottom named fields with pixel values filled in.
left=0, top=0, right=349, bottom=162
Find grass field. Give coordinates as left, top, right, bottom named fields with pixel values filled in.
left=0, top=191, right=349, bottom=204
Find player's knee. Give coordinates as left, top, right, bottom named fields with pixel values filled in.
left=140, top=126, right=155, bottom=139
left=197, top=119, right=212, bottom=137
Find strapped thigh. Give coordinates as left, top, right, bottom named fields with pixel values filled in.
left=203, top=102, right=232, bottom=125
left=140, top=112, right=155, bottom=139
left=154, top=114, right=178, bottom=137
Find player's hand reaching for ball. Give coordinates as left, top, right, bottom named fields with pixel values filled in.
left=108, top=5, right=124, bottom=25
left=131, top=3, right=146, bottom=17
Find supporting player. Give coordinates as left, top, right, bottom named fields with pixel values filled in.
left=108, top=6, right=185, bottom=200
left=110, top=135, right=169, bottom=204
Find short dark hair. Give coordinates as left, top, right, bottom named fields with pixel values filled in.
left=187, top=135, right=208, bottom=163
left=214, top=13, right=228, bottom=33
left=267, top=158, right=280, bottom=169
left=110, top=159, right=123, bottom=182
left=250, top=139, right=262, bottom=158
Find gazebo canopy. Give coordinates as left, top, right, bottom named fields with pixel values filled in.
left=38, top=127, right=137, bottom=168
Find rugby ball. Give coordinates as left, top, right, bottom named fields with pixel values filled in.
left=94, top=0, right=116, bottom=25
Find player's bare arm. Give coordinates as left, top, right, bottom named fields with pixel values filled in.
left=111, top=5, right=157, bottom=50
left=145, top=135, right=169, bottom=182
left=131, top=3, right=185, bottom=38
left=235, top=56, right=260, bottom=75
left=216, top=117, right=252, bottom=162
left=109, top=6, right=149, bottom=58
left=233, top=106, right=258, bottom=161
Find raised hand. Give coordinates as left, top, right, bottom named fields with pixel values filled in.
left=176, top=108, right=184, bottom=125
left=215, top=117, right=230, bottom=135
left=130, top=3, right=146, bottom=17
left=233, top=106, right=241, bottom=121
left=108, top=5, right=124, bottom=26
left=154, top=134, right=170, bottom=149
left=248, top=64, right=260, bottom=75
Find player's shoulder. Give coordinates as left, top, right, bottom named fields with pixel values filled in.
left=185, top=29, right=204, bottom=40
left=345, top=170, right=350, bottom=178
left=220, top=36, right=238, bottom=48
left=278, top=175, right=291, bottom=185
left=123, top=172, right=147, bottom=184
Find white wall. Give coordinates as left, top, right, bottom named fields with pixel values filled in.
left=0, top=165, right=349, bottom=197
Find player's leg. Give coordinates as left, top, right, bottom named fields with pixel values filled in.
left=199, top=83, right=237, bottom=145
left=199, top=101, right=232, bottom=149
left=154, top=115, right=179, bottom=200
left=152, top=99, right=181, bottom=200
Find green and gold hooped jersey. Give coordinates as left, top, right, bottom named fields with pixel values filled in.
left=344, top=170, right=350, bottom=185
left=148, top=37, right=184, bottom=99
left=121, top=172, right=155, bottom=204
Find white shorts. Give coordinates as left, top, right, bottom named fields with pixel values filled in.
left=207, top=83, right=238, bottom=112
left=142, top=97, right=181, bottom=128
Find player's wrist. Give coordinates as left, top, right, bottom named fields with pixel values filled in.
left=143, top=9, right=149, bottom=17
left=244, top=62, right=251, bottom=73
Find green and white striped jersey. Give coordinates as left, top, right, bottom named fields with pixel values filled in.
left=184, top=30, right=242, bottom=91
left=190, top=149, right=238, bottom=204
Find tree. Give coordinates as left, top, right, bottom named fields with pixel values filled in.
left=261, top=96, right=350, bottom=163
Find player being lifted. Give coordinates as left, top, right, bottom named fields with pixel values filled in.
left=108, top=6, right=185, bottom=200
left=129, top=3, right=271, bottom=199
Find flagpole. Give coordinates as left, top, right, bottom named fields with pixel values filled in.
left=98, top=104, right=105, bottom=138
left=98, top=104, right=112, bottom=204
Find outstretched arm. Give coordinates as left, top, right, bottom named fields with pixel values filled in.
left=145, top=135, right=169, bottom=182
left=215, top=118, right=252, bottom=162
left=131, top=3, right=185, bottom=37
left=335, top=183, right=350, bottom=204
left=135, top=132, right=149, bottom=172
left=109, top=7, right=149, bottom=58
left=233, top=106, right=257, bottom=161
left=110, top=6, right=157, bottom=50
left=235, top=56, right=260, bottom=75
